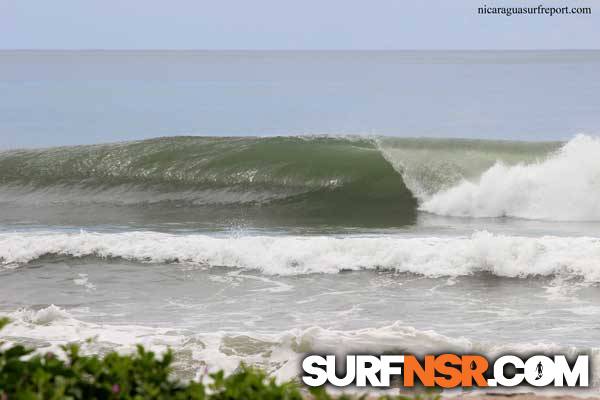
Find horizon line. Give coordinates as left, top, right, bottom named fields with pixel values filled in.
left=1, top=48, right=599, bottom=52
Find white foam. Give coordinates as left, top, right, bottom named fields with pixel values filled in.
left=73, top=273, right=96, bottom=291
left=1, top=306, right=468, bottom=382
left=421, top=134, right=600, bottom=221
left=2, top=305, right=599, bottom=388
left=1, top=306, right=185, bottom=360
left=2, top=230, right=600, bottom=280
left=10, top=304, right=72, bottom=325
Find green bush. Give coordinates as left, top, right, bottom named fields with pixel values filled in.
left=0, top=317, right=439, bottom=400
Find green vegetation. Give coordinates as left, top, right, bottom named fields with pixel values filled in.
left=0, top=317, right=440, bottom=400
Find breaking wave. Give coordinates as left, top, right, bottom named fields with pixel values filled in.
left=421, top=134, right=600, bottom=221
left=2, top=134, right=600, bottom=223
left=0, top=136, right=416, bottom=227
left=2, top=231, right=600, bottom=281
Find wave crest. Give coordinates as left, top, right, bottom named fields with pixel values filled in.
left=2, top=231, right=600, bottom=280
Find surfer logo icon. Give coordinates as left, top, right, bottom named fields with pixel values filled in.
left=535, top=361, right=543, bottom=380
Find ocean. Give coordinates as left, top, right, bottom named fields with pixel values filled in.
left=1, top=51, right=600, bottom=390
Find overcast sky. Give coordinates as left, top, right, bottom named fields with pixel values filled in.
left=1, top=0, right=598, bottom=50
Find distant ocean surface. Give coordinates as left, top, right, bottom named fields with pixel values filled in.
left=1, top=51, right=600, bottom=391
left=1, top=50, right=600, bottom=147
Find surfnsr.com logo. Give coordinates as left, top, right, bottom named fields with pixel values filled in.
left=302, top=354, right=589, bottom=388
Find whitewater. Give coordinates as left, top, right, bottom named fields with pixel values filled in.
left=421, top=134, right=600, bottom=221
left=2, top=230, right=600, bottom=280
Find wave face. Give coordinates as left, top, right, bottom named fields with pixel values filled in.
left=4, top=134, right=600, bottom=225
left=3, top=231, right=600, bottom=280
left=0, top=136, right=416, bottom=227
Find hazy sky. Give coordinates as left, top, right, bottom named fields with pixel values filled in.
left=1, top=0, right=598, bottom=50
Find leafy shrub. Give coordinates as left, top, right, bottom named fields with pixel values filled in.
left=0, top=316, right=204, bottom=399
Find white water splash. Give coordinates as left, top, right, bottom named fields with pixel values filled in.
left=421, top=134, right=600, bottom=221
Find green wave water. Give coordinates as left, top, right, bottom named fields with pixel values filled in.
left=0, top=136, right=560, bottom=227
